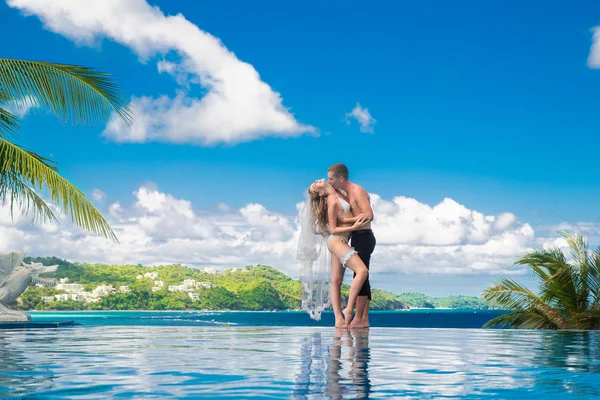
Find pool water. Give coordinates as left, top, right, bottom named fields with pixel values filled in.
left=2, top=323, right=600, bottom=398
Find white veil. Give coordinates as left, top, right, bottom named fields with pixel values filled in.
left=297, top=198, right=331, bottom=321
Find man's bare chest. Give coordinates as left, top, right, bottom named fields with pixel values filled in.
left=348, top=196, right=362, bottom=215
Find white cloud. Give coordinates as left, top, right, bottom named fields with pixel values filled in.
left=493, top=212, right=517, bottom=231
left=367, top=195, right=535, bottom=274
left=91, top=189, right=106, bottom=202
left=8, top=0, right=315, bottom=145
left=0, top=183, right=544, bottom=282
left=240, top=203, right=294, bottom=242
left=216, top=202, right=231, bottom=212
left=589, top=27, right=600, bottom=68
left=345, top=103, right=375, bottom=133
left=108, top=202, right=122, bottom=218
left=2, top=95, right=38, bottom=118
left=538, top=221, right=600, bottom=254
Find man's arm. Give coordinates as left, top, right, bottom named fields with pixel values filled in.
left=339, top=213, right=368, bottom=224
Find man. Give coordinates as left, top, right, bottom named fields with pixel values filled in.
left=328, top=163, right=376, bottom=328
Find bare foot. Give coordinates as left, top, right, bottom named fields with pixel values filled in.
left=342, top=308, right=354, bottom=325
left=334, top=317, right=348, bottom=329
left=349, top=319, right=370, bottom=329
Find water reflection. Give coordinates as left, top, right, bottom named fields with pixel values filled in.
left=0, top=331, right=57, bottom=397
left=294, top=328, right=371, bottom=399
left=530, top=331, right=600, bottom=396
left=330, top=328, right=371, bottom=399
left=533, top=331, right=600, bottom=372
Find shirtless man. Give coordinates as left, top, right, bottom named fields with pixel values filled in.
left=327, top=163, right=376, bottom=329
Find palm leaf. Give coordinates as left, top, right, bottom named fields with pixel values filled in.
left=0, top=171, right=58, bottom=226
left=0, top=106, right=19, bottom=138
left=482, top=278, right=572, bottom=329
left=516, top=247, right=580, bottom=316
left=0, top=137, right=117, bottom=241
left=484, top=231, right=600, bottom=330
left=0, top=59, right=133, bottom=126
left=590, top=247, right=600, bottom=308
left=483, top=310, right=556, bottom=329
left=560, top=230, right=591, bottom=310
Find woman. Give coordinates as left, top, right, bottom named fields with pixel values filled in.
left=307, top=179, right=369, bottom=327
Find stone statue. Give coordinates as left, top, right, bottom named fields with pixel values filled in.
left=0, top=252, right=57, bottom=322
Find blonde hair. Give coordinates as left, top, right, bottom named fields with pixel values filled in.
left=309, top=189, right=329, bottom=236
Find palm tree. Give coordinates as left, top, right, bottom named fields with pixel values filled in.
left=0, top=59, right=133, bottom=241
left=483, top=230, right=600, bottom=330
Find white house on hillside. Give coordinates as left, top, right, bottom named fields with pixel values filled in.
left=183, top=279, right=196, bottom=287
left=56, top=283, right=84, bottom=292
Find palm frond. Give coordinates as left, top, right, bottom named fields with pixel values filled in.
left=483, top=278, right=537, bottom=310
left=0, top=106, right=19, bottom=138
left=590, top=247, right=600, bottom=308
left=0, top=172, right=58, bottom=226
left=0, top=59, right=133, bottom=126
left=482, top=278, right=572, bottom=329
left=0, top=137, right=117, bottom=241
left=483, top=310, right=557, bottom=329
left=516, top=247, right=579, bottom=313
left=560, top=230, right=591, bottom=310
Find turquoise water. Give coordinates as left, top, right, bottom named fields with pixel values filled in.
left=1, top=311, right=600, bottom=398
left=27, top=309, right=508, bottom=328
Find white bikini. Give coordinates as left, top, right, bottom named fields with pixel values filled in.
left=328, top=197, right=357, bottom=268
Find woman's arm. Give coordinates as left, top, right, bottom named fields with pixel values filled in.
left=330, top=219, right=369, bottom=235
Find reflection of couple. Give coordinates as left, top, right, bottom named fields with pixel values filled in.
left=328, top=328, right=371, bottom=399
left=298, top=163, right=376, bottom=329
left=293, top=329, right=371, bottom=399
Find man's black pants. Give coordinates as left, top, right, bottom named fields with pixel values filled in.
left=350, top=229, right=376, bottom=300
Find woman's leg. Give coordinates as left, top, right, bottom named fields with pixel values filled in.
left=330, top=254, right=346, bottom=328
left=328, top=238, right=368, bottom=324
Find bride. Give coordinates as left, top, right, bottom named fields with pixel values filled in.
left=298, top=179, right=369, bottom=327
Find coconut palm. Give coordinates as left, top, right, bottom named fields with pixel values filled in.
left=0, top=59, right=133, bottom=241
left=483, top=230, right=600, bottom=330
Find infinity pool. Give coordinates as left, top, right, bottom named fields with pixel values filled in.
left=1, top=325, right=599, bottom=398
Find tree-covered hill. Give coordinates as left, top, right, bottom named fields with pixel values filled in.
left=15, top=257, right=491, bottom=311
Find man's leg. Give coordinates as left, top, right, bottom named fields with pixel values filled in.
left=361, top=233, right=376, bottom=324
left=350, top=231, right=375, bottom=328
left=361, top=232, right=376, bottom=324
left=358, top=296, right=370, bottom=325
left=351, top=283, right=370, bottom=328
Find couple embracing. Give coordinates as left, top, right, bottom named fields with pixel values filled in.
left=298, top=163, right=376, bottom=329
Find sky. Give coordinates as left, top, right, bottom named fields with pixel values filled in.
left=2, top=0, right=600, bottom=296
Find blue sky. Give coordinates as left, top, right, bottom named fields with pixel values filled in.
left=2, top=0, right=600, bottom=295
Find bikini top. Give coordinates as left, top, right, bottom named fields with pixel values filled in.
left=337, top=197, right=351, bottom=213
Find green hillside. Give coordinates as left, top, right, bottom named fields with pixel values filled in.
left=14, top=257, right=491, bottom=311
